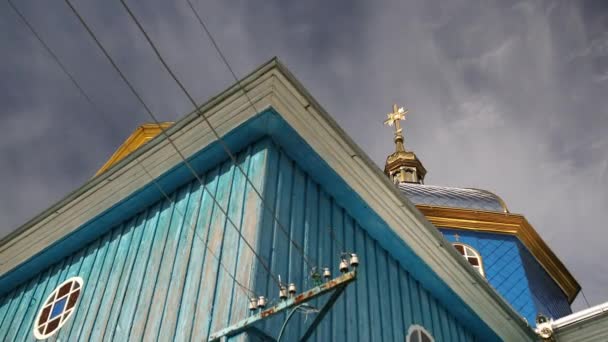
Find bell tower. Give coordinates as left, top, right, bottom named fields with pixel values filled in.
left=383, top=104, right=426, bottom=184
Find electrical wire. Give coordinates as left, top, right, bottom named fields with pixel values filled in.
left=7, top=0, right=96, bottom=111
left=9, top=3, right=361, bottom=339
left=153, top=182, right=258, bottom=298
left=10, top=3, right=360, bottom=339
left=276, top=303, right=303, bottom=342
left=62, top=0, right=283, bottom=288
left=14, top=0, right=326, bottom=326
left=8, top=0, right=255, bottom=298
left=276, top=303, right=319, bottom=341
left=580, top=288, right=591, bottom=308
left=121, top=0, right=315, bottom=270
left=329, top=225, right=357, bottom=275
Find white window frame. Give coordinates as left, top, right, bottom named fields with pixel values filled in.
left=453, top=243, right=485, bottom=277
left=406, top=324, right=435, bottom=342
left=33, top=276, right=83, bottom=340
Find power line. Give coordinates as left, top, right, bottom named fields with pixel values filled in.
left=328, top=226, right=346, bottom=255
left=8, top=0, right=255, bottom=299
left=119, top=0, right=316, bottom=270
left=63, top=0, right=281, bottom=288
left=183, top=0, right=259, bottom=114
left=11, top=4, right=349, bottom=340
left=183, top=2, right=317, bottom=270
left=580, top=288, right=591, bottom=308
left=143, top=174, right=258, bottom=298
left=7, top=0, right=96, bottom=111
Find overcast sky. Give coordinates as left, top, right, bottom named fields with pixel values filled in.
left=1, top=0, right=606, bottom=312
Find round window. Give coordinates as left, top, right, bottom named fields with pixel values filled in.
left=33, top=276, right=83, bottom=339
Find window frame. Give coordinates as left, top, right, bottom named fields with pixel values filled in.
left=406, top=324, right=435, bottom=342
left=33, top=276, right=83, bottom=340
left=453, top=242, right=485, bottom=277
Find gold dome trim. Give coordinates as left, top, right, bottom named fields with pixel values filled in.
left=416, top=205, right=580, bottom=303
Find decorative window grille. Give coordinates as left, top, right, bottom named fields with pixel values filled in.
left=33, top=276, right=83, bottom=339
left=453, top=243, right=485, bottom=276
left=406, top=324, right=435, bottom=342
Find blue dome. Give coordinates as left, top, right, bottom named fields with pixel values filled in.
left=399, top=183, right=509, bottom=213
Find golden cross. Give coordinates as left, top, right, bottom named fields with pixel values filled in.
left=384, top=104, right=408, bottom=135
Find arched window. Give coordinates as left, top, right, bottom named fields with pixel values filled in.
left=34, top=277, right=83, bottom=339
left=406, top=324, right=434, bottom=342
left=453, top=243, right=484, bottom=276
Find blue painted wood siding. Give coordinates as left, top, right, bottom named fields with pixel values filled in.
left=0, top=141, right=269, bottom=341
left=251, top=143, right=478, bottom=342
left=1, top=139, right=479, bottom=341
left=441, top=229, right=571, bottom=323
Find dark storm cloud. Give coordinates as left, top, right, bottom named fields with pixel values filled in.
left=1, top=0, right=606, bottom=311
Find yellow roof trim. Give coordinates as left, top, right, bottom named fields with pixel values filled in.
left=416, top=205, right=580, bottom=303
left=95, top=122, right=174, bottom=176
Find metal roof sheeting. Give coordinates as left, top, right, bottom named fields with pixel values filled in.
left=399, top=183, right=508, bottom=213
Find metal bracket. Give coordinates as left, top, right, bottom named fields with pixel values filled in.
left=208, top=270, right=357, bottom=342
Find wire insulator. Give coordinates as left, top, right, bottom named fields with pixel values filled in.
left=257, top=296, right=267, bottom=309
left=288, top=283, right=297, bottom=296
left=249, top=297, right=257, bottom=311
left=350, top=253, right=359, bottom=268
left=279, top=286, right=288, bottom=300
left=339, top=259, right=349, bottom=273
left=323, top=267, right=331, bottom=279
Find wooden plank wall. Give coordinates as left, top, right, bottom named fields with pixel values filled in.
left=0, top=138, right=481, bottom=341
left=0, top=140, right=269, bottom=342
left=252, top=143, right=478, bottom=342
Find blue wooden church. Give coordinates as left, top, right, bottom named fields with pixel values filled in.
left=0, top=59, right=580, bottom=341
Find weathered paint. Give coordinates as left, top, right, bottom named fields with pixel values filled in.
left=249, top=143, right=479, bottom=341
left=0, top=140, right=269, bottom=341
left=0, top=137, right=485, bottom=341
left=209, top=271, right=356, bottom=341
left=441, top=229, right=571, bottom=323
left=8, top=129, right=546, bottom=342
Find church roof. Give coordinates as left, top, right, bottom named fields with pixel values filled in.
left=0, top=58, right=536, bottom=340
left=399, top=183, right=509, bottom=213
